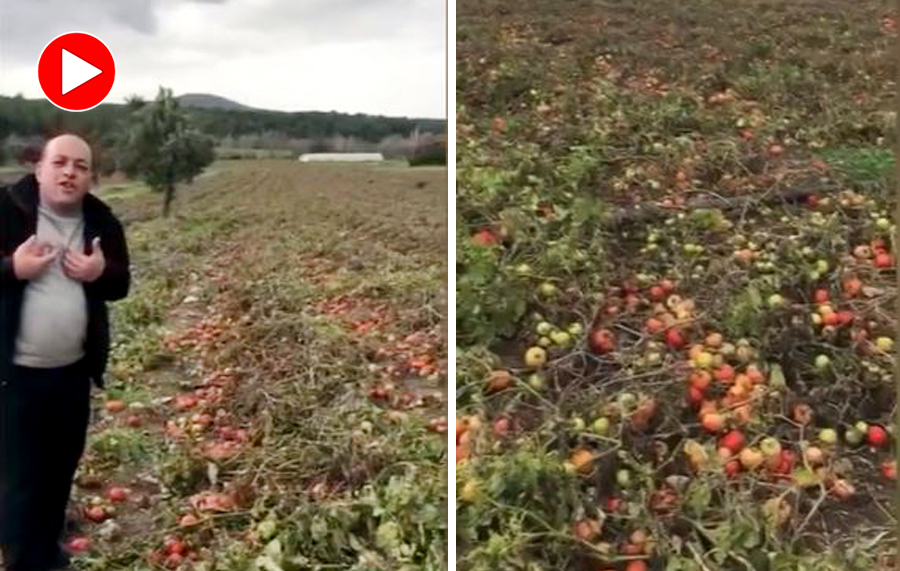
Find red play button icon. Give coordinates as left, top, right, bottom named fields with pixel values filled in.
left=38, top=32, right=116, bottom=112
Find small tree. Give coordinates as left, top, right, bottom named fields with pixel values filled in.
left=119, top=87, right=215, bottom=217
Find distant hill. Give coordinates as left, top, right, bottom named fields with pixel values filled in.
left=176, top=93, right=254, bottom=111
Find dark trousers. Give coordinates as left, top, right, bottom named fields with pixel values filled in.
left=0, top=359, right=91, bottom=570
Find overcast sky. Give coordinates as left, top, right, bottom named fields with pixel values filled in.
left=0, top=0, right=446, bottom=118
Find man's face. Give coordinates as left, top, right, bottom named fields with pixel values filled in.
left=36, top=136, right=93, bottom=210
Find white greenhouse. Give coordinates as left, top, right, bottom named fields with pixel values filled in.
left=298, top=153, right=385, bottom=163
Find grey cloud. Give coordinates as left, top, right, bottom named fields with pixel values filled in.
left=219, top=0, right=441, bottom=45
left=108, top=0, right=159, bottom=34
left=0, top=0, right=444, bottom=116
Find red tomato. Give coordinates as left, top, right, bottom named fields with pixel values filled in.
left=720, top=430, right=746, bottom=454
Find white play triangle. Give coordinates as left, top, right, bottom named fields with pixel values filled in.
left=62, top=49, right=102, bottom=95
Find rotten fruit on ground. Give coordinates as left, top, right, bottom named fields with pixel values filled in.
left=85, top=505, right=109, bottom=523
left=104, top=399, right=126, bottom=413
left=831, top=478, right=855, bottom=500
left=739, top=447, right=764, bottom=470
left=588, top=328, right=617, bottom=354
left=66, top=536, right=91, bottom=552
left=720, top=430, right=745, bottom=454
left=524, top=347, right=547, bottom=368
left=701, top=412, right=725, bottom=433
left=486, top=370, right=512, bottom=392
left=572, top=518, right=602, bottom=541
left=570, top=447, right=594, bottom=474
left=630, top=397, right=658, bottom=432
left=875, top=337, right=894, bottom=352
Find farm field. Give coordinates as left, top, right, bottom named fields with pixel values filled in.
left=456, top=1, right=897, bottom=570
left=58, top=160, right=448, bottom=569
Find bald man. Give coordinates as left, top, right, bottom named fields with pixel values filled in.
left=0, top=134, right=130, bottom=570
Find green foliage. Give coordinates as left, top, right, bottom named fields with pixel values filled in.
left=456, top=225, right=531, bottom=346
left=269, top=464, right=446, bottom=571
left=118, top=87, right=215, bottom=216
left=88, top=428, right=151, bottom=467
left=457, top=444, right=583, bottom=571
left=820, top=146, right=896, bottom=190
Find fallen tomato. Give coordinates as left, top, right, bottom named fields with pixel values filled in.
left=174, top=394, right=198, bottom=411
left=700, top=412, right=725, bottom=433
left=665, top=328, right=686, bottom=350
left=492, top=417, right=511, bottom=437
left=874, top=252, right=894, bottom=268
left=867, top=425, right=888, bottom=447
left=724, top=460, right=742, bottom=478
left=588, top=328, right=617, bottom=354
left=179, top=514, right=199, bottom=527
left=84, top=506, right=108, bottom=523
left=66, top=536, right=91, bottom=552
left=104, top=400, right=126, bottom=413
left=720, top=430, right=745, bottom=454
left=163, top=536, right=186, bottom=556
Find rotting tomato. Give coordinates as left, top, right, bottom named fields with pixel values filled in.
left=665, top=328, right=686, bottom=350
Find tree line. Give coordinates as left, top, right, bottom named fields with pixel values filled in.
left=0, top=93, right=445, bottom=156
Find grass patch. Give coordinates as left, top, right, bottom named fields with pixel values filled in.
left=820, top=147, right=895, bottom=190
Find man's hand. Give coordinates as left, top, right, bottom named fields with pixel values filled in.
left=63, top=237, right=105, bottom=283
left=12, top=235, right=58, bottom=281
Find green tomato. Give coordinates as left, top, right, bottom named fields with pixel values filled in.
left=551, top=331, right=572, bottom=346
left=617, top=392, right=637, bottom=412
left=844, top=427, right=863, bottom=446
left=591, top=417, right=610, bottom=436
left=536, top=321, right=554, bottom=336
left=818, top=428, right=838, bottom=445
left=538, top=282, right=558, bottom=298
left=767, top=294, right=786, bottom=309
left=528, top=373, right=546, bottom=391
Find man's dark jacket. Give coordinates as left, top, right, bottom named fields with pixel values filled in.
left=0, top=174, right=130, bottom=388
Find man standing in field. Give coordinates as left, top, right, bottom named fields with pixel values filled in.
left=0, top=134, right=130, bottom=569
